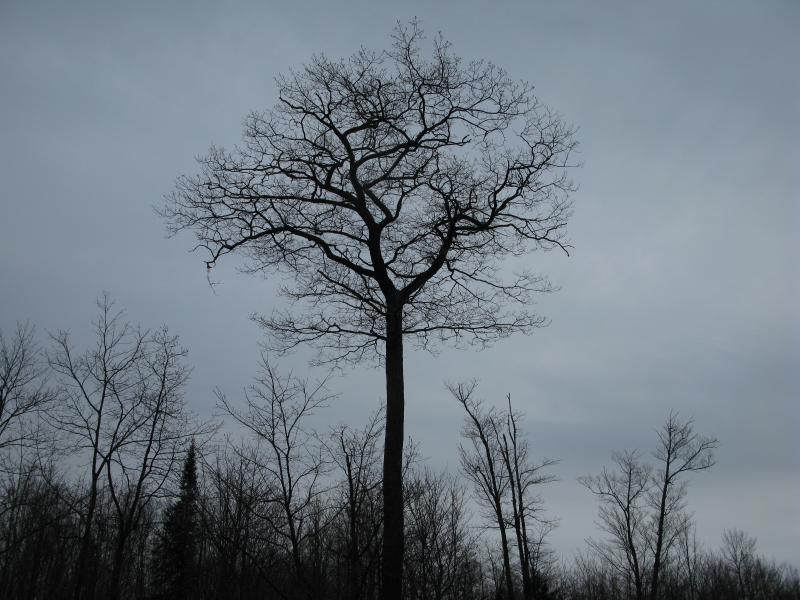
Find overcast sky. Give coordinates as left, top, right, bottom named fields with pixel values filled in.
left=1, top=0, right=797, bottom=565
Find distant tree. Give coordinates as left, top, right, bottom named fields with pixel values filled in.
left=675, top=522, right=700, bottom=600
left=579, top=450, right=651, bottom=600
left=49, top=295, right=200, bottom=600
left=648, top=412, right=717, bottom=600
left=0, top=461, right=76, bottom=598
left=198, top=440, right=276, bottom=599
left=454, top=382, right=557, bottom=600
left=163, top=20, right=577, bottom=598
left=217, top=359, right=331, bottom=599
left=0, top=324, right=62, bottom=594
left=326, top=410, right=384, bottom=600
left=721, top=528, right=757, bottom=599
left=0, top=322, right=53, bottom=455
left=496, top=394, right=558, bottom=600
left=453, top=383, right=515, bottom=598
left=153, top=440, right=199, bottom=600
left=403, top=467, right=477, bottom=600
left=580, top=412, right=718, bottom=600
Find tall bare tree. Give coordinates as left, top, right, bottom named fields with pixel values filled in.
left=163, top=21, right=576, bottom=597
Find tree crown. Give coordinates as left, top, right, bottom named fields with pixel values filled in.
left=164, top=21, right=577, bottom=364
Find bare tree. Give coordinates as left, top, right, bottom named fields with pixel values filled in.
left=0, top=322, right=53, bottom=455
left=102, top=328, right=199, bottom=600
left=581, top=412, right=718, bottom=600
left=497, top=395, right=558, bottom=600
left=198, top=440, right=283, bottom=599
left=453, top=382, right=515, bottom=599
left=579, top=450, right=651, bottom=600
left=217, top=359, right=330, bottom=599
left=648, top=412, right=717, bottom=600
left=456, top=384, right=557, bottom=600
left=326, top=410, right=384, bottom=600
left=49, top=296, right=200, bottom=600
left=0, top=461, right=78, bottom=599
left=0, top=324, right=61, bottom=587
left=163, top=20, right=577, bottom=597
left=403, top=467, right=475, bottom=600
left=721, top=528, right=757, bottom=599
left=676, top=522, right=700, bottom=600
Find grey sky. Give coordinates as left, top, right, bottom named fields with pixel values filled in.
left=1, top=0, right=798, bottom=564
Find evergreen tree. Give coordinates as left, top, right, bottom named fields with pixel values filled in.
left=153, top=440, right=199, bottom=600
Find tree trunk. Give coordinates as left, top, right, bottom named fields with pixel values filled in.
left=347, top=498, right=361, bottom=600
left=625, top=509, right=643, bottom=600
left=650, top=471, right=670, bottom=600
left=73, top=477, right=99, bottom=600
left=497, top=509, right=516, bottom=600
left=109, top=531, right=127, bottom=600
left=507, top=460, right=531, bottom=600
left=381, top=309, right=405, bottom=600
left=508, top=486, right=530, bottom=599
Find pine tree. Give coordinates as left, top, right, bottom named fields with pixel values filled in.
left=153, top=440, right=199, bottom=600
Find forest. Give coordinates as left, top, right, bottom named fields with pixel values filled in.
left=1, top=302, right=798, bottom=600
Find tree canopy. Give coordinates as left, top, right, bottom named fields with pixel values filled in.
left=164, top=20, right=577, bottom=365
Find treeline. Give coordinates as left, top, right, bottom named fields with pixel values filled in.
left=1, top=302, right=798, bottom=600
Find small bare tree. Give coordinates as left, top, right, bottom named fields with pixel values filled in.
left=0, top=322, right=59, bottom=581
left=217, top=359, right=330, bottom=599
left=326, top=410, right=384, bottom=600
left=721, top=528, right=757, bottom=599
left=404, top=467, right=475, bottom=600
left=49, top=296, right=200, bottom=600
left=497, top=395, right=558, bottom=600
left=0, top=322, right=54, bottom=455
left=198, top=440, right=280, bottom=598
left=648, top=412, right=718, bottom=600
left=579, top=451, right=651, bottom=600
left=676, top=522, right=701, bottom=600
left=581, top=412, right=718, bottom=600
left=453, top=382, right=515, bottom=598
left=163, top=21, right=577, bottom=597
left=455, top=382, right=557, bottom=600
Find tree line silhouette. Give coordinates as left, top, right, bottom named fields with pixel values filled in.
left=1, top=302, right=797, bottom=600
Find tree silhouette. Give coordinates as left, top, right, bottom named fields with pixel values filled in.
left=454, top=383, right=557, bottom=600
left=153, top=440, right=199, bottom=600
left=0, top=322, right=54, bottom=454
left=163, top=20, right=577, bottom=598
left=454, top=383, right=515, bottom=598
left=648, top=412, right=718, bottom=600
left=50, top=296, right=198, bottom=600
left=580, top=412, right=718, bottom=600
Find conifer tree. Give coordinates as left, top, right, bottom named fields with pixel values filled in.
left=153, top=440, right=199, bottom=600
